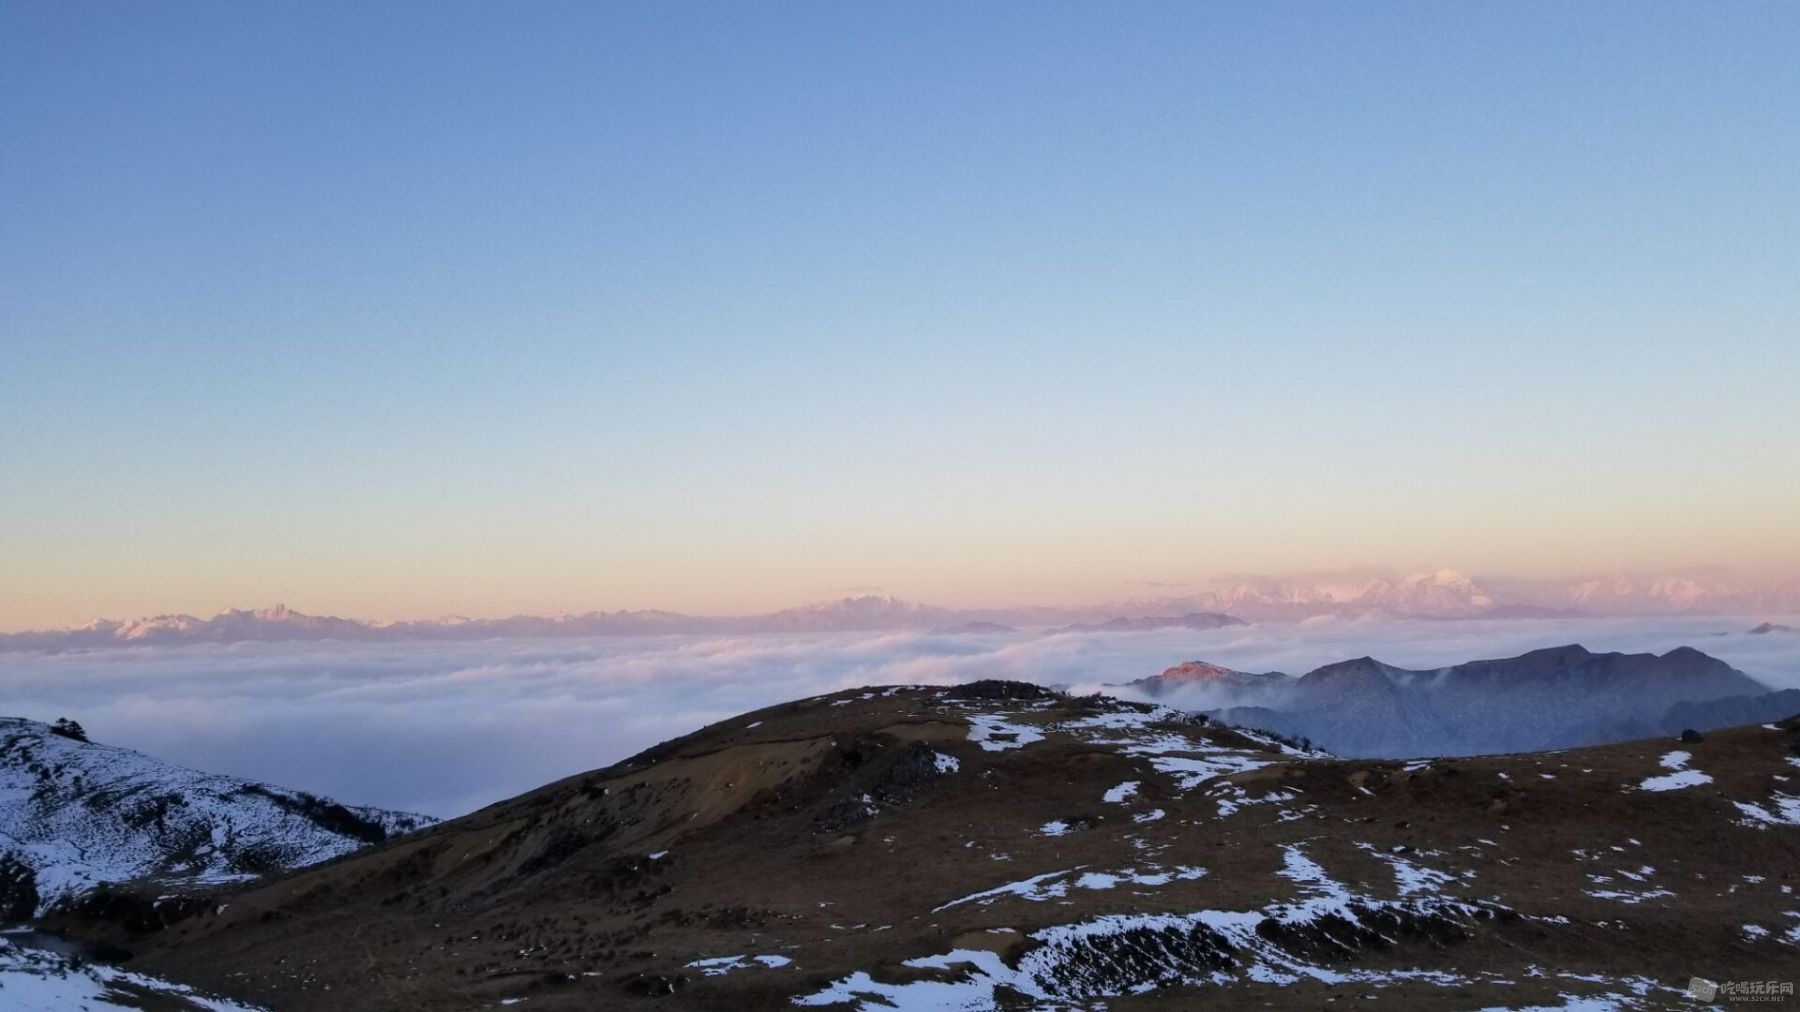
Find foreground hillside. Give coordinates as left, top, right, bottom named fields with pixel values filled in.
left=53, top=685, right=1800, bottom=1010
left=0, top=718, right=434, bottom=920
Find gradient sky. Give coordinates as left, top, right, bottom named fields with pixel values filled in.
left=3, top=2, right=1797, bottom=630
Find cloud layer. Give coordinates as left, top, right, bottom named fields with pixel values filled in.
left=1, top=615, right=1794, bottom=818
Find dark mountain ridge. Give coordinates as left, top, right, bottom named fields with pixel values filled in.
left=1206, top=644, right=1771, bottom=757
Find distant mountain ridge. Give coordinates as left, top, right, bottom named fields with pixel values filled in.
left=4, top=597, right=1251, bottom=651
left=1120, top=660, right=1287, bottom=703
left=0, top=718, right=433, bottom=920
left=1197, top=644, right=1778, bottom=758
left=6, top=567, right=1799, bottom=651
left=1050, top=612, right=1245, bottom=634
left=1658, top=689, right=1800, bottom=735
left=1177, top=568, right=1500, bottom=619
left=1125, top=568, right=1800, bottom=621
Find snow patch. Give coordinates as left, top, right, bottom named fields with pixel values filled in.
left=965, top=713, right=1046, bottom=752
left=1102, top=781, right=1139, bottom=804
left=1355, top=843, right=1455, bottom=897
left=686, top=954, right=792, bottom=976
left=934, top=864, right=1207, bottom=910
left=1637, top=751, right=1712, bottom=792
left=1733, top=793, right=1800, bottom=828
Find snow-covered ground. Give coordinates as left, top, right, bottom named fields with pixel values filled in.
left=1638, top=750, right=1713, bottom=792
left=0, top=936, right=264, bottom=1010
left=1, top=718, right=432, bottom=916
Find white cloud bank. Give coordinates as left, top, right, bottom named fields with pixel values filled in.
left=0, top=614, right=1794, bottom=818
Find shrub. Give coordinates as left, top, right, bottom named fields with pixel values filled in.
left=50, top=718, right=89, bottom=742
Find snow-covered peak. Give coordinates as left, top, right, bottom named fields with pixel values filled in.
left=1415, top=568, right=1476, bottom=589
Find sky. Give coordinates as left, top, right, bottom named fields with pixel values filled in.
left=3, top=2, right=1797, bottom=629
left=3, top=616, right=1795, bottom=817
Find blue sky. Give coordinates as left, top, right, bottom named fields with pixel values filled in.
left=2, top=2, right=1797, bottom=627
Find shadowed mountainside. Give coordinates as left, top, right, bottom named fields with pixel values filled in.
left=1193, top=645, right=1770, bottom=757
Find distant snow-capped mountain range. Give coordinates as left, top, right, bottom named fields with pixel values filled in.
left=3, top=569, right=1796, bottom=651
left=1120, top=568, right=1800, bottom=622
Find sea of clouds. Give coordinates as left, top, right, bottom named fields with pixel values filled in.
left=1, top=614, right=1795, bottom=818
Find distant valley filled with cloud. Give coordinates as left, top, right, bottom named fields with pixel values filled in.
left=2, top=611, right=1795, bottom=819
